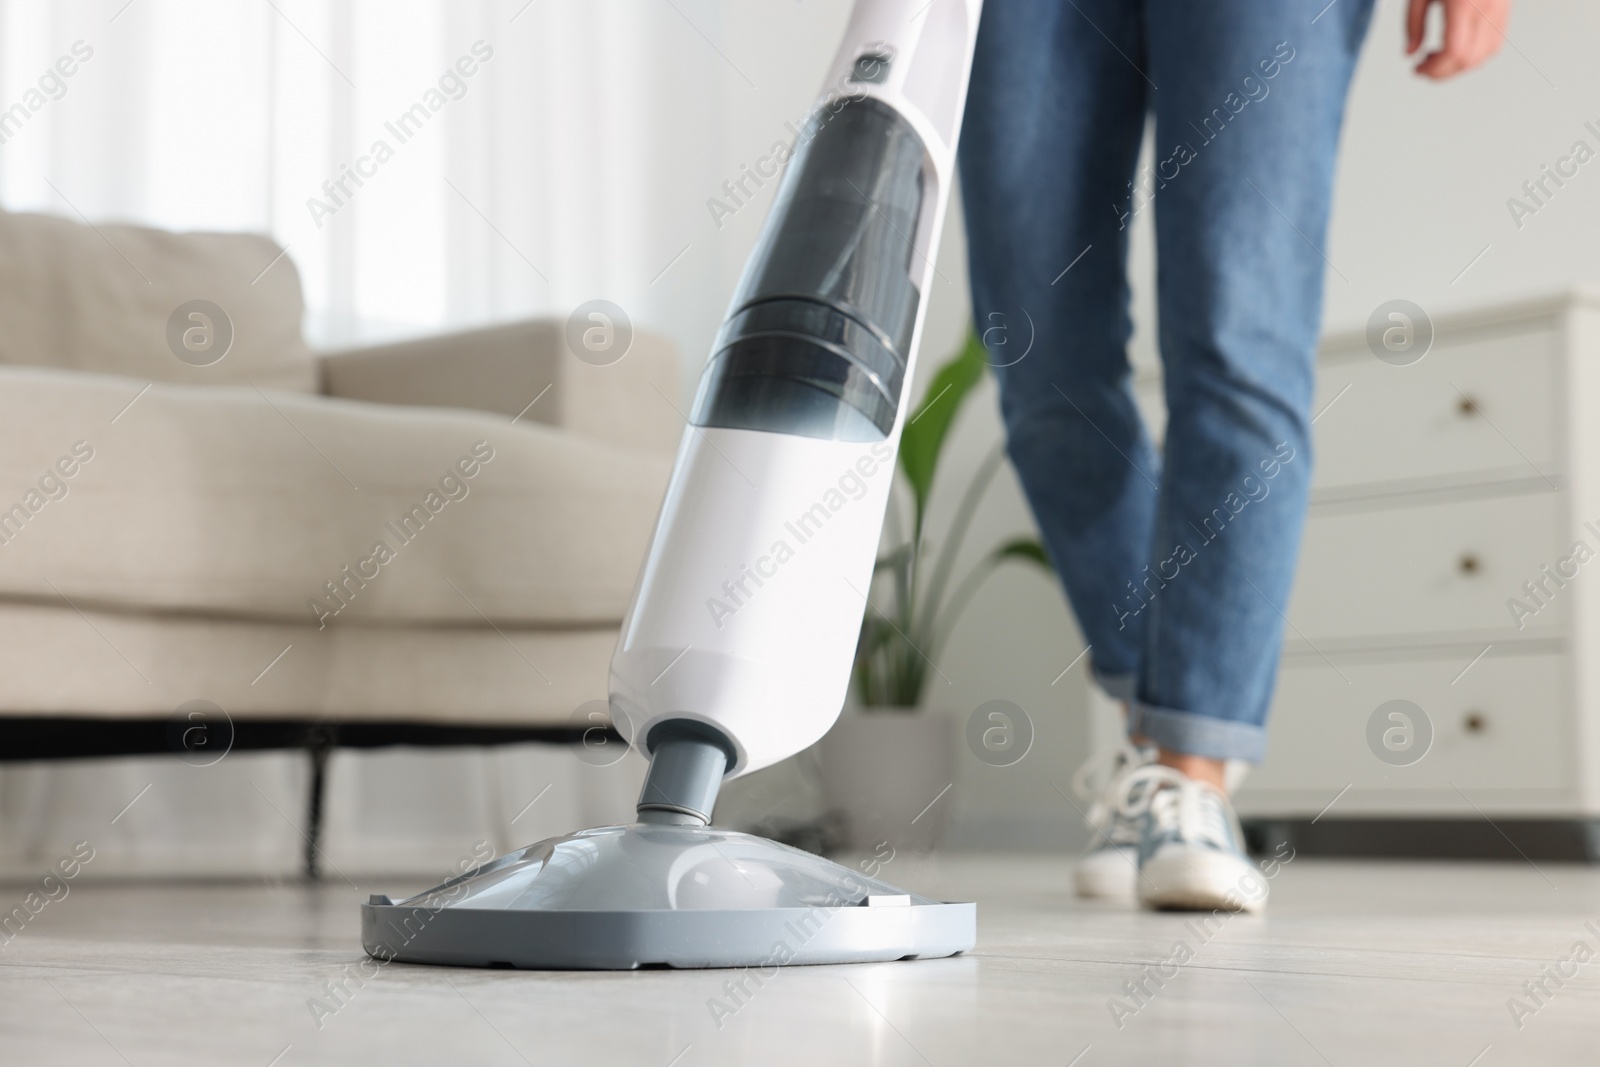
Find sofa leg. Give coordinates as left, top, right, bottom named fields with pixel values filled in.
left=303, top=725, right=337, bottom=881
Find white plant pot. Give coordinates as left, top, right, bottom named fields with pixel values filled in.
left=819, top=707, right=955, bottom=853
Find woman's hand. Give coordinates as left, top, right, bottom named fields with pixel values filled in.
left=1406, top=0, right=1511, bottom=79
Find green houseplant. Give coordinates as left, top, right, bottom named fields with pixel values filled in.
left=851, top=328, right=1053, bottom=710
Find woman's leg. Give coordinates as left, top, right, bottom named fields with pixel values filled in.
left=958, top=0, right=1156, bottom=701
left=1136, top=0, right=1377, bottom=764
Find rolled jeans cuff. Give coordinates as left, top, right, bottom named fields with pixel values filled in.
left=1127, top=700, right=1268, bottom=764
left=1092, top=668, right=1136, bottom=705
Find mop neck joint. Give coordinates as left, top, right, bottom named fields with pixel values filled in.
left=636, top=721, right=736, bottom=826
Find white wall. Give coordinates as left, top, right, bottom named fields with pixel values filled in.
left=1325, top=0, right=1600, bottom=336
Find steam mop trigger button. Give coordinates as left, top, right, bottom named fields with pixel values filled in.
left=850, top=51, right=892, bottom=84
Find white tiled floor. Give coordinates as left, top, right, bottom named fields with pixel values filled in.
left=3, top=854, right=1598, bottom=1065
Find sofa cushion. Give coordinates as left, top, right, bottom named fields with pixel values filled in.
left=0, top=366, right=671, bottom=626
left=0, top=601, right=622, bottom=723
left=0, top=209, right=316, bottom=392
left=321, top=319, right=685, bottom=455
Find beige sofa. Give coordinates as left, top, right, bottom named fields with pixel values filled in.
left=0, top=208, right=678, bottom=743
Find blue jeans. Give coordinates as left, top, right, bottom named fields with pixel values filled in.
left=959, top=0, right=1375, bottom=762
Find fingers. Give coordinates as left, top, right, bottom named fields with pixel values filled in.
left=1469, top=0, right=1508, bottom=72
left=1414, top=0, right=1509, bottom=80
left=1405, top=0, right=1432, bottom=55
left=1416, top=0, right=1478, bottom=78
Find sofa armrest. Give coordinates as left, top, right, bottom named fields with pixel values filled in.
left=318, top=318, right=683, bottom=453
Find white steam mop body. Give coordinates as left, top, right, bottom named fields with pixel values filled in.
left=364, top=0, right=984, bottom=970
left=612, top=0, right=980, bottom=776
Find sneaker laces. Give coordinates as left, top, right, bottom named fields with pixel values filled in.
left=1115, top=764, right=1241, bottom=852
left=1070, top=741, right=1155, bottom=840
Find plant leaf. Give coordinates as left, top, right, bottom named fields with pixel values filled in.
left=914, top=442, right=1004, bottom=644
left=925, top=537, right=1056, bottom=668
left=898, top=329, right=988, bottom=532
left=989, top=537, right=1053, bottom=571
left=873, top=544, right=910, bottom=573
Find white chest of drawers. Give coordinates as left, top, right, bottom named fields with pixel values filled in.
left=1114, top=291, right=1600, bottom=831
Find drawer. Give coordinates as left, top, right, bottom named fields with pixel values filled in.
left=1311, top=327, right=1558, bottom=490
left=1133, top=323, right=1558, bottom=491
left=1235, top=650, right=1572, bottom=815
left=1288, top=491, right=1566, bottom=641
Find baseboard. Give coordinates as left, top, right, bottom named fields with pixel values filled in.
left=1241, top=817, right=1600, bottom=862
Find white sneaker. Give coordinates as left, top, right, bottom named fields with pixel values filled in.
left=1117, top=765, right=1266, bottom=913
left=1069, top=742, right=1156, bottom=900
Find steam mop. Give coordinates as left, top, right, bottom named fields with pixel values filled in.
left=363, top=0, right=983, bottom=969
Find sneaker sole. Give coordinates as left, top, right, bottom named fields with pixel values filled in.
left=1138, top=849, right=1267, bottom=913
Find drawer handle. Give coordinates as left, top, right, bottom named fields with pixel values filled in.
left=1458, top=554, right=1481, bottom=575
left=1463, top=711, right=1487, bottom=734
left=1457, top=395, right=1481, bottom=416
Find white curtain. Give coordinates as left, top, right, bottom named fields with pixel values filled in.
left=0, top=0, right=733, bottom=354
